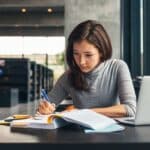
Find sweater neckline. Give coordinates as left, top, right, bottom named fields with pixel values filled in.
left=84, top=60, right=106, bottom=77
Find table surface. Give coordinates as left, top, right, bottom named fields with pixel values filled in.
left=1, top=123, right=150, bottom=144
left=1, top=101, right=150, bottom=149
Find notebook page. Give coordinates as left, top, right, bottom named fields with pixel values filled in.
left=61, top=109, right=116, bottom=130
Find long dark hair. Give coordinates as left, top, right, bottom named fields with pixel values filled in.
left=66, top=20, right=112, bottom=91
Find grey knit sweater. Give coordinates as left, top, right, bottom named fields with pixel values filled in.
left=49, top=59, right=136, bottom=117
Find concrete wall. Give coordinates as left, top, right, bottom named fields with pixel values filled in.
left=65, top=0, right=120, bottom=58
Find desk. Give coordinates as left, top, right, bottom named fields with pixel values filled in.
left=1, top=124, right=150, bottom=149
left=1, top=102, right=150, bottom=149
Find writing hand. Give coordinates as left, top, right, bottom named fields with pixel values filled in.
left=37, top=100, right=56, bottom=115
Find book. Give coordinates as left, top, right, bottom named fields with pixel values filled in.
left=10, top=109, right=124, bottom=131
left=10, top=114, right=68, bottom=129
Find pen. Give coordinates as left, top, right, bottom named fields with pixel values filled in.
left=41, top=89, right=50, bottom=101
left=40, top=89, right=56, bottom=112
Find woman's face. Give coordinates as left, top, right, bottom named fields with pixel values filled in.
left=73, top=40, right=102, bottom=73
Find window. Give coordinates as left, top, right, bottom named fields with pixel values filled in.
left=0, top=36, right=65, bottom=83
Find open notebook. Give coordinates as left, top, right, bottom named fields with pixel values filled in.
left=115, top=76, right=150, bottom=125
left=10, top=109, right=124, bottom=132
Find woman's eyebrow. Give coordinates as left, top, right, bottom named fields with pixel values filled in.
left=73, top=49, right=94, bottom=53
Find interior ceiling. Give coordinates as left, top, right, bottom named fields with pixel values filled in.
left=0, top=0, right=65, bottom=36
left=0, top=6, right=64, bottom=13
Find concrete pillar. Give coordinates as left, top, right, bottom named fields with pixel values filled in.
left=65, top=0, right=120, bottom=58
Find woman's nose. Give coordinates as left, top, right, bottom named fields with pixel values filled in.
left=79, top=56, right=86, bottom=65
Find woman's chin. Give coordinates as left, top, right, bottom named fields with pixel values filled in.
left=81, top=69, right=91, bottom=73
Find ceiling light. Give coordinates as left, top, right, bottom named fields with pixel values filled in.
left=21, top=8, right=27, bottom=13
left=47, top=8, right=52, bottom=13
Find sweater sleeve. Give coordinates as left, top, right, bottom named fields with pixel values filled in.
left=48, top=72, right=69, bottom=106
left=117, top=60, right=137, bottom=117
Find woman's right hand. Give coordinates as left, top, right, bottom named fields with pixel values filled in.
left=36, top=100, right=56, bottom=115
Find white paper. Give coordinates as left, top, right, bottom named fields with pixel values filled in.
left=61, top=109, right=117, bottom=130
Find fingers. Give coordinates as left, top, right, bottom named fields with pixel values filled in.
left=37, top=100, right=56, bottom=115
left=35, top=110, right=41, bottom=116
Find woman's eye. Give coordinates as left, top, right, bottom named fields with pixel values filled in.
left=73, top=53, right=94, bottom=57
left=86, top=54, right=93, bottom=57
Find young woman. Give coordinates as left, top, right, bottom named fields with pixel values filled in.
left=37, top=20, right=136, bottom=118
